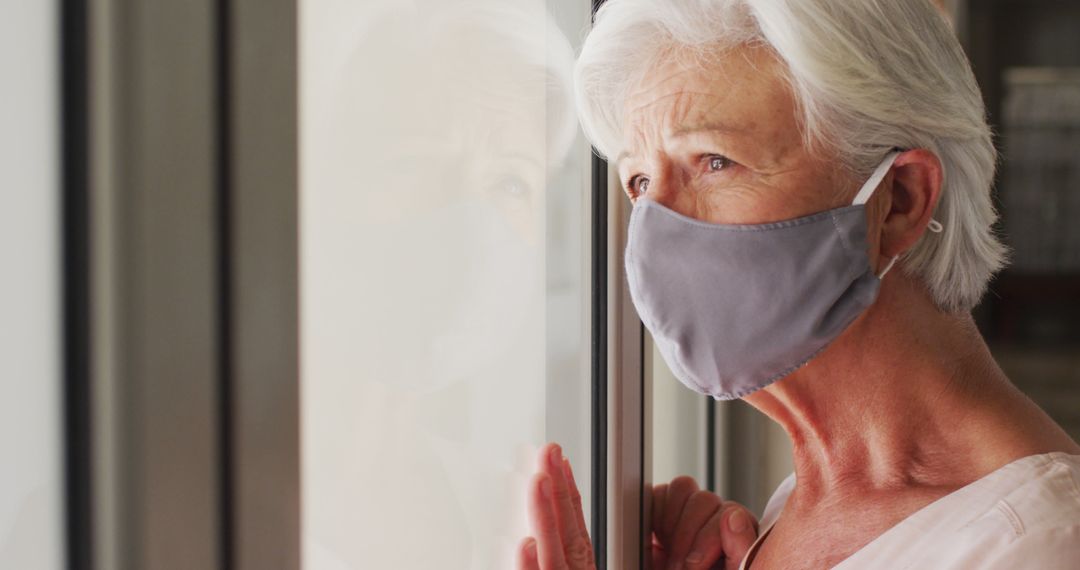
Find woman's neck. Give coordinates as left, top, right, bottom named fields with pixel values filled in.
left=744, top=275, right=1080, bottom=510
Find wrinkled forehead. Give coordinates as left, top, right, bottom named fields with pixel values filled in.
left=617, top=43, right=802, bottom=163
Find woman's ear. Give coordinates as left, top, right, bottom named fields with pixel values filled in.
left=881, top=149, right=943, bottom=257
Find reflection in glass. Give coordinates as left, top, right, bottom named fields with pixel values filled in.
left=301, top=1, right=591, bottom=568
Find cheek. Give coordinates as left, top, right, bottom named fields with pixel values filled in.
left=688, top=182, right=789, bottom=225
left=691, top=171, right=839, bottom=225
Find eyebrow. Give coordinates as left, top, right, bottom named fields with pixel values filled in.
left=615, top=122, right=746, bottom=165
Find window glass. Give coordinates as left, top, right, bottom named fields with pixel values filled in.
left=649, top=335, right=708, bottom=486
left=300, top=1, right=593, bottom=568
left=649, top=334, right=794, bottom=515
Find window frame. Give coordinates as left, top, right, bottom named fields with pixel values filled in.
left=71, top=0, right=299, bottom=568
left=69, top=1, right=661, bottom=569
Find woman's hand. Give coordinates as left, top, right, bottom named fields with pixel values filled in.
left=516, top=443, right=757, bottom=570
left=518, top=443, right=595, bottom=570
left=650, top=476, right=758, bottom=570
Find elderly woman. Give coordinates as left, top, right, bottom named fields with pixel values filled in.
left=517, top=0, right=1080, bottom=569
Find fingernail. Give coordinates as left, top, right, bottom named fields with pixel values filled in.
left=525, top=538, right=537, bottom=559
left=549, top=445, right=562, bottom=467
left=728, top=508, right=749, bottom=533
left=540, top=477, right=552, bottom=498
left=686, top=551, right=705, bottom=564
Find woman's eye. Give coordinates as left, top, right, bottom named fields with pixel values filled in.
left=627, top=175, right=650, bottom=197
left=708, top=155, right=733, bottom=171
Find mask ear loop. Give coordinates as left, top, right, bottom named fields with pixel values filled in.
left=851, top=151, right=902, bottom=206
left=855, top=153, right=902, bottom=280
left=877, top=220, right=945, bottom=280
left=877, top=255, right=900, bottom=279
left=855, top=152, right=946, bottom=280
left=878, top=218, right=945, bottom=280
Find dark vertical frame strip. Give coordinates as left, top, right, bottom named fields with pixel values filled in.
left=705, top=398, right=716, bottom=492
left=81, top=0, right=223, bottom=566
left=590, top=150, right=609, bottom=570
left=226, top=0, right=300, bottom=567
left=638, top=324, right=647, bottom=570
left=61, top=0, right=93, bottom=567
left=589, top=4, right=608, bottom=568
left=115, top=0, right=222, bottom=565
left=215, top=0, right=235, bottom=566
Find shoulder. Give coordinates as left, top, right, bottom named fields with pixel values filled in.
left=992, top=452, right=1080, bottom=537
left=960, top=452, right=1080, bottom=568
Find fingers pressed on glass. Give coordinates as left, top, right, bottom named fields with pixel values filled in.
left=544, top=446, right=581, bottom=541
left=517, top=536, right=541, bottom=570
left=528, top=472, right=569, bottom=570
left=542, top=444, right=592, bottom=568
left=562, top=457, right=595, bottom=564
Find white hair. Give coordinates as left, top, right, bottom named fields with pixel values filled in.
left=575, top=0, right=1008, bottom=313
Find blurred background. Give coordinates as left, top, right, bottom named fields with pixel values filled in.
left=965, top=0, right=1080, bottom=445
left=2, top=0, right=1078, bottom=569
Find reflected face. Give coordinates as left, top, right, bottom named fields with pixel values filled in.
left=330, top=11, right=560, bottom=245
left=617, top=45, right=855, bottom=224
left=309, top=7, right=573, bottom=392
left=304, top=2, right=583, bottom=567
left=348, top=76, right=549, bottom=242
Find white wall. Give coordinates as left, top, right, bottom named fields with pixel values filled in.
left=0, top=0, right=65, bottom=568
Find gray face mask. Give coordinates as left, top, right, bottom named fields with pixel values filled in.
left=625, top=152, right=933, bottom=400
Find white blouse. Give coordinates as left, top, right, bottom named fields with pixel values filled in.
left=740, top=452, right=1080, bottom=569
